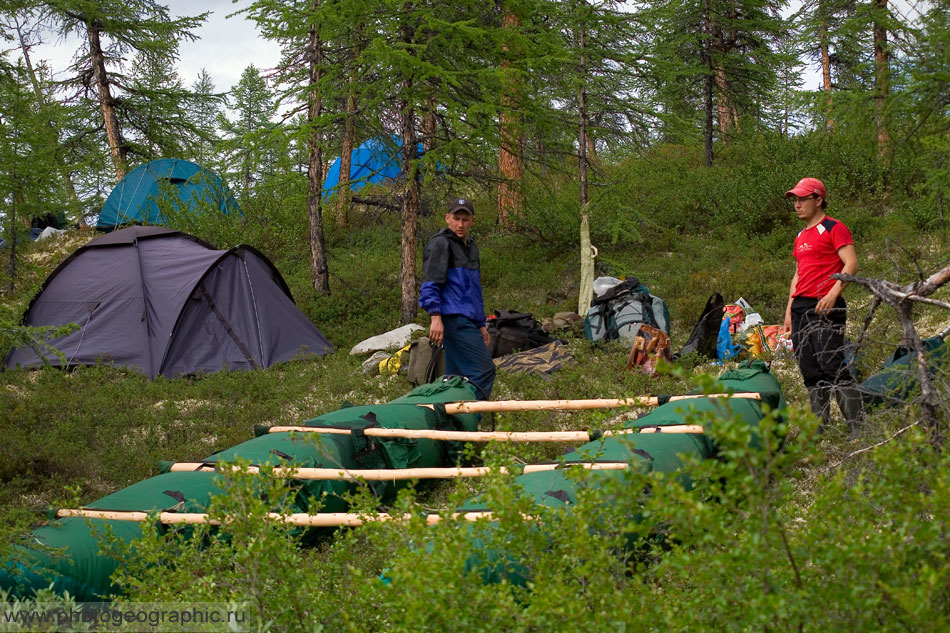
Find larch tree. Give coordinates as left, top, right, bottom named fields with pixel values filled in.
left=638, top=0, right=788, bottom=163
left=42, top=0, right=207, bottom=180
left=218, top=65, right=278, bottom=196
left=0, top=60, right=64, bottom=289
left=189, top=69, right=224, bottom=167
left=241, top=0, right=350, bottom=295
left=498, top=6, right=525, bottom=226
left=5, top=9, right=86, bottom=227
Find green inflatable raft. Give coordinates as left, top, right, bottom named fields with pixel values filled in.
left=451, top=361, right=785, bottom=585
left=0, top=378, right=478, bottom=600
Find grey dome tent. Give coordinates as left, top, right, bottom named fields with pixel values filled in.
left=5, top=226, right=332, bottom=379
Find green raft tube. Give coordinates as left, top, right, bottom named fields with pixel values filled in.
left=0, top=378, right=478, bottom=600
left=443, top=361, right=785, bottom=585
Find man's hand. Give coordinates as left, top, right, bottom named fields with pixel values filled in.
left=815, top=287, right=840, bottom=315
left=782, top=309, right=792, bottom=335
left=429, top=314, right=444, bottom=346
left=480, top=326, right=491, bottom=348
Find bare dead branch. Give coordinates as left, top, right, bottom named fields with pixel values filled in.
left=834, top=268, right=947, bottom=443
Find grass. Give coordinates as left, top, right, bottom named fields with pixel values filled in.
left=2, top=151, right=950, bottom=629
left=1, top=200, right=946, bottom=516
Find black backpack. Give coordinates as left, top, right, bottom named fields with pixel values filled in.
left=486, top=310, right=558, bottom=358
left=676, top=292, right=725, bottom=360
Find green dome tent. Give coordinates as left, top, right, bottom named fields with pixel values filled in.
left=96, top=159, right=240, bottom=231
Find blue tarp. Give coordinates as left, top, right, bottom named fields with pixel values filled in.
left=323, top=136, right=421, bottom=197
left=97, top=159, right=241, bottom=231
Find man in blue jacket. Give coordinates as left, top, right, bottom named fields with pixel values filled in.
left=418, top=198, right=495, bottom=399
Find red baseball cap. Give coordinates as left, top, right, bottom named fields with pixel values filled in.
left=785, top=177, right=826, bottom=199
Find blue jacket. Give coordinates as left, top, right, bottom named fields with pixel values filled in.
left=418, top=228, right=486, bottom=327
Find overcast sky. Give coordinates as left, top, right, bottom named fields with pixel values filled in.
left=29, top=0, right=282, bottom=94
left=21, top=1, right=927, bottom=111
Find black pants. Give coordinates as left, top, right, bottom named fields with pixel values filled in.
left=790, top=296, right=853, bottom=389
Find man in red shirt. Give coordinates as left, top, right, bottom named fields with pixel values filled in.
left=782, top=177, right=863, bottom=437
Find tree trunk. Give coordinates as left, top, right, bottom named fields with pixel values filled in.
left=713, top=62, right=739, bottom=139
left=398, top=10, right=420, bottom=325
left=336, top=79, right=356, bottom=227
left=497, top=10, right=524, bottom=227
left=307, top=0, right=330, bottom=294
left=422, top=94, right=437, bottom=153
left=15, top=20, right=86, bottom=228
left=873, top=0, right=890, bottom=160
left=5, top=119, right=16, bottom=292
left=818, top=0, right=834, bottom=131
left=703, top=0, right=714, bottom=166
left=86, top=21, right=126, bottom=181
left=577, top=13, right=594, bottom=317
left=399, top=102, right=420, bottom=325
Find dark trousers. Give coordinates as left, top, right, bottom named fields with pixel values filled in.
left=790, top=296, right=853, bottom=389
left=442, top=315, right=496, bottom=399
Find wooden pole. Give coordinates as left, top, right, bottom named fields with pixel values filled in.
left=55, top=509, right=531, bottom=527
left=266, top=425, right=706, bottom=440
left=267, top=427, right=592, bottom=442
left=602, top=424, right=705, bottom=436
left=429, top=392, right=761, bottom=414
left=166, top=461, right=632, bottom=480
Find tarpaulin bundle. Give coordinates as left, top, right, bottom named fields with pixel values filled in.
left=858, top=336, right=947, bottom=407
left=452, top=361, right=785, bottom=585
left=0, top=378, right=478, bottom=600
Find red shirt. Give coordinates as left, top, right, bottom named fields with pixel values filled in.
left=793, top=216, right=853, bottom=298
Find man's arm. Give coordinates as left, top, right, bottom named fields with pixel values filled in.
left=419, top=236, right=448, bottom=344
left=816, top=244, right=857, bottom=314
left=429, top=314, right=445, bottom=346
left=783, top=269, right=798, bottom=333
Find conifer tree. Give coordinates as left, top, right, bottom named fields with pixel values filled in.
left=0, top=60, right=64, bottom=288
left=5, top=9, right=86, bottom=226
left=219, top=65, right=278, bottom=196
left=42, top=0, right=207, bottom=179
left=637, top=0, right=788, bottom=162
left=190, top=69, right=223, bottom=166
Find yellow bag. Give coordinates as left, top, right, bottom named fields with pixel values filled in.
left=379, top=344, right=411, bottom=375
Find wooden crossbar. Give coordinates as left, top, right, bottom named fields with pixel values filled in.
left=434, top=392, right=761, bottom=414
left=602, top=424, right=705, bottom=437
left=267, top=427, right=592, bottom=442
left=55, top=509, right=529, bottom=527
left=166, top=461, right=632, bottom=480
left=266, top=424, right=706, bottom=441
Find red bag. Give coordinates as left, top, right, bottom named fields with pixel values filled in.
left=625, top=324, right=672, bottom=377
left=723, top=304, right=746, bottom=334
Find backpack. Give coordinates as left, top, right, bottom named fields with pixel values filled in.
left=625, top=324, right=673, bottom=377
left=407, top=337, right=445, bottom=386
left=486, top=310, right=558, bottom=358
left=676, top=292, right=725, bottom=360
left=584, top=277, right=670, bottom=344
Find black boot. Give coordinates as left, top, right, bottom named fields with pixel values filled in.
left=807, top=386, right=832, bottom=432
left=835, top=385, right=865, bottom=440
